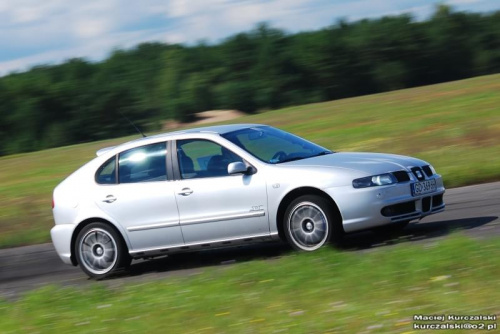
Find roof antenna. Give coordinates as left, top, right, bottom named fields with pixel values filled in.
left=118, top=111, right=147, bottom=138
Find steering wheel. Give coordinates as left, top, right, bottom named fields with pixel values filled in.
left=271, top=151, right=287, bottom=162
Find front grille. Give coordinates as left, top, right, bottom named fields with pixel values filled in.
left=392, top=171, right=410, bottom=182
left=381, top=201, right=416, bottom=217
left=411, top=167, right=426, bottom=181
left=432, top=194, right=443, bottom=207
left=422, top=196, right=431, bottom=212
left=422, top=165, right=433, bottom=177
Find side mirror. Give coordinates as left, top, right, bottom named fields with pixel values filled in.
left=228, top=161, right=249, bottom=175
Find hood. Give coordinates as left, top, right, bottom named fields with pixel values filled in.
left=284, top=152, right=427, bottom=175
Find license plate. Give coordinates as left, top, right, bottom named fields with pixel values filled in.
left=411, top=179, right=437, bottom=196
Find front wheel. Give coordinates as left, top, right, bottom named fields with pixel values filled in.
left=75, top=222, right=130, bottom=279
left=284, top=195, right=336, bottom=251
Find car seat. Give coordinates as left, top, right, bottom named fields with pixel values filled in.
left=178, top=149, right=195, bottom=178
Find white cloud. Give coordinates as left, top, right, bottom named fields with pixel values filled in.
left=11, top=7, right=42, bottom=23
left=167, top=0, right=193, bottom=18
left=0, top=27, right=176, bottom=74
left=0, top=0, right=498, bottom=76
left=446, top=0, right=481, bottom=5
left=73, top=18, right=113, bottom=39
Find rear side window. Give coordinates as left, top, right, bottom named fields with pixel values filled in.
left=118, top=142, right=168, bottom=183
left=96, top=157, right=117, bottom=184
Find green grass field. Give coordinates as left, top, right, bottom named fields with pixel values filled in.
left=1, top=235, right=499, bottom=333
left=0, top=74, right=499, bottom=248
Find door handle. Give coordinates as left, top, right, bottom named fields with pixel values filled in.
left=102, top=195, right=117, bottom=203
left=178, top=188, right=193, bottom=196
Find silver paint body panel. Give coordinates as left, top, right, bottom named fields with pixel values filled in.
left=51, top=124, right=445, bottom=264
left=174, top=172, right=269, bottom=244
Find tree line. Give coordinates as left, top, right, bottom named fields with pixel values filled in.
left=0, top=5, right=499, bottom=156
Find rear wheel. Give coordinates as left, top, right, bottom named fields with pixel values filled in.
left=75, top=222, right=130, bottom=279
left=284, top=195, right=336, bottom=251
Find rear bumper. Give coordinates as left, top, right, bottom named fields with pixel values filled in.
left=325, top=175, right=445, bottom=233
left=50, top=224, right=76, bottom=265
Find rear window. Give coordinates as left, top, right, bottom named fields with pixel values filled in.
left=95, top=157, right=117, bottom=184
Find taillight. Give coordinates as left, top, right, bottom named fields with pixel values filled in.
left=52, top=199, right=55, bottom=209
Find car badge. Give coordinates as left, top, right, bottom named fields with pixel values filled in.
left=416, top=170, right=423, bottom=178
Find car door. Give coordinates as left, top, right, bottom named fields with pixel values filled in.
left=173, top=138, right=269, bottom=244
left=94, top=141, right=184, bottom=251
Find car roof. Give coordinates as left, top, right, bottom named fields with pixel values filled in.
left=96, top=124, right=266, bottom=156
left=153, top=123, right=264, bottom=138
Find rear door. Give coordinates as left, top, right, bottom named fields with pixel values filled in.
left=94, top=141, right=183, bottom=251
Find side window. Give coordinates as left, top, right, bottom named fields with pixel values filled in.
left=177, top=139, right=242, bottom=179
left=96, top=156, right=117, bottom=184
left=118, top=142, right=168, bottom=183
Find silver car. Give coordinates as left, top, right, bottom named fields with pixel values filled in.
left=51, top=124, right=445, bottom=278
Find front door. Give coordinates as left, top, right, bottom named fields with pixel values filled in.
left=174, top=139, right=269, bottom=244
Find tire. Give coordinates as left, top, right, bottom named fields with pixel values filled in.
left=75, top=222, right=131, bottom=279
left=283, top=195, right=337, bottom=251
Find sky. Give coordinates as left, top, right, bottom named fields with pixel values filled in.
left=1, top=0, right=499, bottom=76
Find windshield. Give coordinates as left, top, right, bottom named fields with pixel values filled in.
left=222, top=126, right=333, bottom=164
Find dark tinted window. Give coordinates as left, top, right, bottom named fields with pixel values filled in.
left=96, top=156, right=117, bottom=184
left=177, top=139, right=242, bottom=179
left=119, top=142, right=167, bottom=183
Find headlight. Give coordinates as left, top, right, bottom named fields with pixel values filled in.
left=352, top=173, right=397, bottom=188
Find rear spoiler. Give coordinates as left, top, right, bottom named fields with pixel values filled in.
left=96, top=146, right=116, bottom=157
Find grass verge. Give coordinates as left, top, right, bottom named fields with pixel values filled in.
left=1, top=234, right=499, bottom=333
left=0, top=74, right=499, bottom=248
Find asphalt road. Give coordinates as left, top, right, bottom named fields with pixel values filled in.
left=1, top=181, right=499, bottom=300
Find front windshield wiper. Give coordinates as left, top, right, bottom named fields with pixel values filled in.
left=312, top=150, right=333, bottom=157
left=276, top=156, right=308, bottom=163
left=276, top=151, right=333, bottom=164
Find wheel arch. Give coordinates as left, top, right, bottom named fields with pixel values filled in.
left=276, top=187, right=343, bottom=241
left=70, top=217, right=129, bottom=266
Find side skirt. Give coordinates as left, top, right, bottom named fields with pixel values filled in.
left=129, top=232, right=279, bottom=259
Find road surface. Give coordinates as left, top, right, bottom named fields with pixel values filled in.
left=1, top=182, right=498, bottom=300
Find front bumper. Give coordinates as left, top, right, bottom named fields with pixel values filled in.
left=326, top=175, right=445, bottom=233
left=50, top=224, right=76, bottom=265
